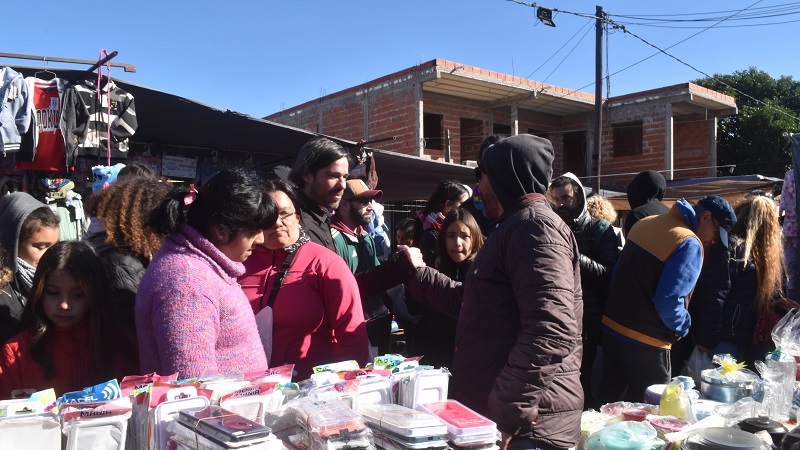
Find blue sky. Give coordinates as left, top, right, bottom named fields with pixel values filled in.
left=4, top=1, right=796, bottom=119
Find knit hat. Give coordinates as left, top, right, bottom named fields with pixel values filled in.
left=481, top=134, right=554, bottom=206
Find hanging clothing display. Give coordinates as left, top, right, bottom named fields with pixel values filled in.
left=0, top=67, right=32, bottom=156
left=61, top=78, right=137, bottom=166
left=14, top=77, right=68, bottom=172
left=41, top=179, right=88, bottom=241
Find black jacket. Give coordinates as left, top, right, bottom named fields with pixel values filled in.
left=691, top=236, right=759, bottom=348
left=86, top=231, right=147, bottom=341
left=0, top=277, right=26, bottom=344
left=560, top=173, right=619, bottom=332
left=573, top=211, right=620, bottom=331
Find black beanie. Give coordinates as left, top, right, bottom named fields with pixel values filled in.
left=482, top=134, right=554, bottom=207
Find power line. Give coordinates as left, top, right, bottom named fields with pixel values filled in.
left=608, top=20, right=800, bottom=123
left=611, top=2, right=800, bottom=20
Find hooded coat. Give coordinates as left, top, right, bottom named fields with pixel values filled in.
left=408, top=134, right=583, bottom=449
left=0, top=193, right=50, bottom=343
left=557, top=173, right=619, bottom=333
left=624, top=170, right=669, bottom=236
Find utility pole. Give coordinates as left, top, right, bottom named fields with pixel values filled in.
left=593, top=5, right=604, bottom=195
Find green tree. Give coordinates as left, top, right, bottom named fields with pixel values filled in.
left=693, top=67, right=800, bottom=177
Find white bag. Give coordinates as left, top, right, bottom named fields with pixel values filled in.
left=255, top=306, right=274, bottom=362
left=682, top=347, right=714, bottom=388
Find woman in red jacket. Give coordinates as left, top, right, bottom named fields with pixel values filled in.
left=0, top=241, right=137, bottom=399
left=239, top=180, right=369, bottom=379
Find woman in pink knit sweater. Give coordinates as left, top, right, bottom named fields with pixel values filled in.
left=136, top=170, right=275, bottom=379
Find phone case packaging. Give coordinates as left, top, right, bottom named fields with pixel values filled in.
left=419, top=400, right=497, bottom=444
left=61, top=397, right=133, bottom=450
left=360, top=404, right=446, bottom=439
left=0, top=402, right=61, bottom=449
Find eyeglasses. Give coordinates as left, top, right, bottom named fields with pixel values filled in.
left=474, top=166, right=483, bottom=183
left=277, top=211, right=297, bottom=224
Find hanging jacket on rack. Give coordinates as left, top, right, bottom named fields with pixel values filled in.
left=61, top=78, right=137, bottom=166
left=0, top=67, right=32, bottom=156
left=14, top=77, right=68, bottom=172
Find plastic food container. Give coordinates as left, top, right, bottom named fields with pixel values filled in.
left=644, top=384, right=667, bottom=405
left=622, top=407, right=649, bottom=422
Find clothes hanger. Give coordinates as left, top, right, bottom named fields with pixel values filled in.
left=34, top=59, right=57, bottom=81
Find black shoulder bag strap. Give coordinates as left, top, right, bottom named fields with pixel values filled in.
left=261, top=251, right=297, bottom=310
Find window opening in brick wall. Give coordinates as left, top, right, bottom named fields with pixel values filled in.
left=493, top=123, right=511, bottom=136
left=424, top=113, right=443, bottom=150
left=563, top=131, right=587, bottom=178
left=613, top=120, right=643, bottom=157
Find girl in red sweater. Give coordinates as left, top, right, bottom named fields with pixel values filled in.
left=0, top=241, right=136, bottom=399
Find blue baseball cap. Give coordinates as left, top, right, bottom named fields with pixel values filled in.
left=695, top=195, right=736, bottom=247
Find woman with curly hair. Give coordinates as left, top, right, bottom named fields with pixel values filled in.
left=85, top=176, right=171, bottom=343
left=586, top=194, right=625, bottom=251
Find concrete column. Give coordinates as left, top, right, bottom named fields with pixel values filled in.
left=664, top=103, right=674, bottom=181
left=363, top=94, right=370, bottom=139
left=487, top=109, right=494, bottom=136
left=511, top=104, right=519, bottom=136
left=709, top=115, right=718, bottom=177
left=414, top=83, right=424, bottom=157
left=318, top=110, right=324, bottom=134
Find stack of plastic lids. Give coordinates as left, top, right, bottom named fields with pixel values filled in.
left=170, top=405, right=276, bottom=450
left=291, top=395, right=373, bottom=450
left=361, top=404, right=448, bottom=450
left=420, top=400, right=498, bottom=450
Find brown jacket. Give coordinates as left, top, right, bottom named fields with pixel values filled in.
left=408, top=194, right=583, bottom=449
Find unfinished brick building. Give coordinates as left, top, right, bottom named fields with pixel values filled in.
left=265, top=59, right=737, bottom=188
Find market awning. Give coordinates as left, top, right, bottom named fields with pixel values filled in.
left=7, top=65, right=474, bottom=202
left=605, top=175, right=782, bottom=211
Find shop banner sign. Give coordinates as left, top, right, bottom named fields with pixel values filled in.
left=162, top=155, right=197, bottom=179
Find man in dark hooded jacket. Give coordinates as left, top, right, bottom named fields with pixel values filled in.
left=406, top=134, right=583, bottom=450
left=624, top=170, right=669, bottom=236
left=548, top=173, right=619, bottom=409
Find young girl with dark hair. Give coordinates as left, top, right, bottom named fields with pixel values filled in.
left=0, top=241, right=136, bottom=398
left=409, top=208, right=484, bottom=369
left=136, top=169, right=276, bottom=379
left=414, top=180, right=471, bottom=266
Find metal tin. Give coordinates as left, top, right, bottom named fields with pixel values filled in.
left=700, top=372, right=754, bottom=403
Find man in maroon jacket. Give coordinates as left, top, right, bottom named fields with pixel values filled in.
left=407, top=134, right=583, bottom=450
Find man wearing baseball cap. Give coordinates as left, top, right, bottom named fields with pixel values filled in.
left=330, top=179, right=393, bottom=353
left=599, top=194, right=736, bottom=404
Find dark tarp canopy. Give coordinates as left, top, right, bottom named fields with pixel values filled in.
left=8, top=65, right=474, bottom=202
left=605, top=174, right=782, bottom=211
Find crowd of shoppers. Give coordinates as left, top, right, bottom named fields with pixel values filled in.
left=0, top=131, right=797, bottom=450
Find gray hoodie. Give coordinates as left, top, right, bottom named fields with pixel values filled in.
left=0, top=192, right=49, bottom=272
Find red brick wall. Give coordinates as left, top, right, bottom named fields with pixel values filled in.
left=602, top=104, right=668, bottom=186
left=268, top=70, right=720, bottom=189
left=674, top=114, right=713, bottom=179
